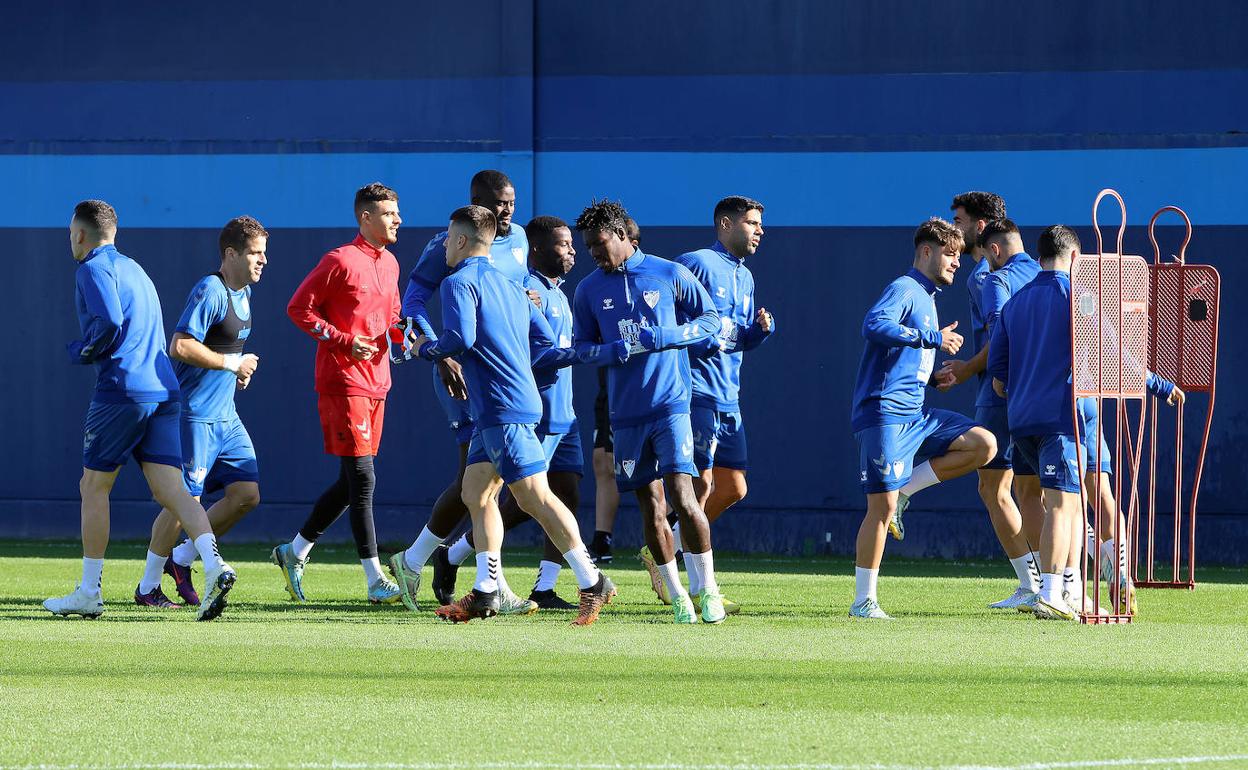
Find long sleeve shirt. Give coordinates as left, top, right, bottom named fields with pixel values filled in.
left=851, top=268, right=943, bottom=432
left=419, top=256, right=571, bottom=429
left=987, top=270, right=1075, bottom=437
left=68, top=244, right=179, bottom=404
left=977, top=252, right=1041, bottom=407
left=525, top=268, right=578, bottom=434
left=966, top=257, right=995, bottom=408
left=287, top=234, right=401, bottom=398
left=401, top=225, right=529, bottom=339
left=572, top=250, right=719, bottom=428
left=674, top=241, right=773, bottom=412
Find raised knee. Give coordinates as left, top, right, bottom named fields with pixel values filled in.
left=233, top=489, right=261, bottom=512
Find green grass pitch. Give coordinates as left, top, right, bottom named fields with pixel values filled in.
left=1, top=539, right=1246, bottom=770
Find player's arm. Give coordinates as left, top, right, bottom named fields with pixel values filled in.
left=171, top=282, right=258, bottom=379
left=638, top=265, right=720, bottom=352
left=986, top=315, right=1010, bottom=398
left=67, top=265, right=124, bottom=364
left=571, top=283, right=629, bottom=366
left=402, top=236, right=448, bottom=339
left=287, top=256, right=356, bottom=350
left=1146, top=370, right=1185, bottom=405
left=417, top=280, right=476, bottom=361
left=528, top=301, right=579, bottom=370
left=861, top=285, right=947, bottom=350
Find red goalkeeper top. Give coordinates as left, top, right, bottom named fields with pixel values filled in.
left=288, top=234, right=402, bottom=398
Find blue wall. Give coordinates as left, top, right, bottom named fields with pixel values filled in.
left=4, top=1, right=1246, bottom=563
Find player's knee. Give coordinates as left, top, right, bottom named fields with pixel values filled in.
left=725, top=474, right=748, bottom=504
left=592, top=450, right=614, bottom=478
left=970, top=428, right=997, bottom=464
left=228, top=485, right=260, bottom=513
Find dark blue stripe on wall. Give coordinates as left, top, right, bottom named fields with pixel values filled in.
left=537, top=71, right=1248, bottom=153
left=536, top=0, right=1248, bottom=76
left=0, top=79, right=529, bottom=150
left=1, top=1, right=533, bottom=80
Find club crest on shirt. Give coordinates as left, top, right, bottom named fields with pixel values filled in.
left=621, top=459, right=636, bottom=478
left=512, top=247, right=525, bottom=265
left=643, top=290, right=660, bottom=308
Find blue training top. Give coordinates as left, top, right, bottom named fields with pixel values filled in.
left=418, top=256, right=574, bottom=429
left=525, top=268, right=577, bottom=434
left=572, top=250, right=719, bottom=429
left=987, top=270, right=1075, bottom=437
left=173, top=274, right=253, bottom=422
left=68, top=244, right=179, bottom=404
left=851, top=268, right=944, bottom=432
left=978, top=252, right=1041, bottom=407
left=674, top=241, right=774, bottom=412
left=966, top=257, right=995, bottom=407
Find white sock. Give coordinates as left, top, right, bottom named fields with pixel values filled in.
left=688, top=550, right=718, bottom=595
left=447, top=534, right=474, bottom=566
left=682, top=551, right=703, bottom=596
left=291, top=534, right=315, bottom=561
left=1101, top=538, right=1129, bottom=576
left=657, top=559, right=688, bottom=600
left=899, top=461, right=940, bottom=497
left=475, top=551, right=500, bottom=593
left=563, top=546, right=601, bottom=590
left=854, top=566, right=878, bottom=604
left=81, top=557, right=104, bottom=596
left=171, top=538, right=197, bottom=567
left=1024, top=552, right=1041, bottom=591
left=671, top=520, right=683, bottom=553
left=1009, top=554, right=1037, bottom=592
left=534, top=560, right=561, bottom=592
left=1040, top=572, right=1061, bottom=603
left=361, top=556, right=383, bottom=585
left=139, top=550, right=166, bottom=593
left=193, top=533, right=224, bottom=573
left=1086, top=523, right=1097, bottom=557
left=1063, top=566, right=1082, bottom=606
left=404, top=527, right=445, bottom=570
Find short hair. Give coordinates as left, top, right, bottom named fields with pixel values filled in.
left=73, top=199, right=118, bottom=235
left=526, top=215, right=569, bottom=247
left=979, top=218, right=1020, bottom=247
left=574, top=199, right=630, bottom=236
left=950, top=191, right=1007, bottom=222
left=624, top=216, right=641, bottom=246
left=354, top=182, right=398, bottom=217
left=470, top=169, right=513, bottom=197
left=713, top=195, right=764, bottom=226
left=1038, top=224, right=1081, bottom=261
left=913, top=217, right=965, bottom=252
left=219, top=216, right=269, bottom=257
left=450, top=205, right=497, bottom=242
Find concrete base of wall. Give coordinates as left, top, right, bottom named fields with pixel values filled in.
left=1, top=500, right=1240, bottom=567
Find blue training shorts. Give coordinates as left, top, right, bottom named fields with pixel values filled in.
left=430, top=366, right=476, bottom=445
left=690, top=405, right=748, bottom=472
left=1012, top=434, right=1084, bottom=493
left=975, top=405, right=1013, bottom=471
left=611, top=412, right=697, bottom=492
left=466, top=423, right=548, bottom=484
left=182, top=415, right=260, bottom=497
left=542, top=425, right=585, bottom=477
left=1014, top=401, right=1112, bottom=477
left=83, top=400, right=182, bottom=472
left=854, top=408, right=978, bottom=494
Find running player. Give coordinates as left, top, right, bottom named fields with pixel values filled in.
left=271, top=183, right=406, bottom=604
left=419, top=215, right=585, bottom=611
left=931, top=193, right=1044, bottom=605
left=393, top=170, right=531, bottom=604
left=850, top=218, right=995, bottom=619
left=987, top=224, right=1085, bottom=620
left=46, top=200, right=235, bottom=621
left=135, top=216, right=267, bottom=608
left=409, top=206, right=616, bottom=626
left=669, top=196, right=773, bottom=612
left=588, top=216, right=642, bottom=564
left=572, top=200, right=727, bottom=624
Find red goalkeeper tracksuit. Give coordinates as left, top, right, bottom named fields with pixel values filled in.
left=288, top=234, right=401, bottom=456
